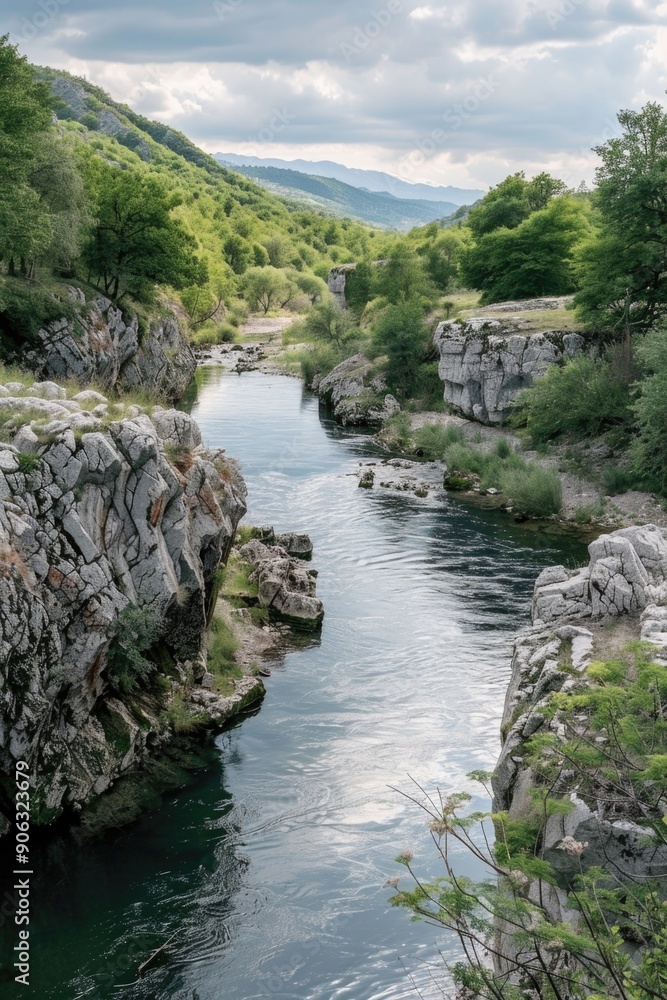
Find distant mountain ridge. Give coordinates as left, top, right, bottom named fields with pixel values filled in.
left=215, top=153, right=483, bottom=206
left=219, top=162, right=460, bottom=231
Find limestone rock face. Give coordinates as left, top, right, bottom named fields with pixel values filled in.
left=532, top=524, right=667, bottom=625
left=239, top=538, right=324, bottom=630
left=317, top=354, right=400, bottom=427
left=24, top=290, right=196, bottom=402
left=0, top=383, right=246, bottom=827
left=434, top=318, right=589, bottom=424
left=327, top=264, right=357, bottom=308
left=492, top=524, right=667, bottom=965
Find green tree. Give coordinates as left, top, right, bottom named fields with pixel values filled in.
left=460, top=197, right=590, bottom=304
left=302, top=299, right=356, bottom=346
left=632, top=323, right=667, bottom=493
left=241, top=266, right=296, bottom=314
left=372, top=300, right=429, bottom=397
left=344, top=260, right=374, bottom=314
left=467, top=171, right=566, bottom=239
left=375, top=244, right=434, bottom=305
left=82, top=161, right=204, bottom=300
left=223, top=233, right=252, bottom=274
left=0, top=36, right=58, bottom=274
left=575, top=102, right=667, bottom=332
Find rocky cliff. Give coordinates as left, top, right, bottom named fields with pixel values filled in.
left=434, top=318, right=589, bottom=424
left=315, top=353, right=400, bottom=426
left=0, top=377, right=250, bottom=834
left=22, top=288, right=196, bottom=402
left=492, top=525, right=667, bottom=971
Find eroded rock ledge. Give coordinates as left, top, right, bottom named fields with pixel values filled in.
left=0, top=378, right=248, bottom=832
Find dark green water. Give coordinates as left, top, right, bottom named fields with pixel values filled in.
left=3, top=371, right=586, bottom=1000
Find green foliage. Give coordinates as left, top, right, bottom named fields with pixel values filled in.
left=375, top=243, right=437, bottom=305
left=241, top=266, right=298, bottom=314
left=81, top=160, right=204, bottom=301
left=461, top=197, right=590, bottom=304
left=391, top=644, right=667, bottom=999
left=514, top=354, right=632, bottom=444
left=575, top=102, right=667, bottom=331
left=300, top=299, right=358, bottom=346
left=442, top=438, right=562, bottom=516
left=106, top=605, right=164, bottom=694
left=17, top=452, right=40, bottom=474
left=344, top=260, right=374, bottom=314
left=380, top=412, right=413, bottom=450
left=499, top=465, right=562, bottom=517
left=413, top=422, right=464, bottom=458
left=632, top=323, right=667, bottom=493
left=371, top=299, right=430, bottom=399
left=207, top=616, right=243, bottom=693
left=467, top=171, right=566, bottom=239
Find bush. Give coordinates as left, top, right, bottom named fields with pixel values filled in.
left=413, top=422, right=464, bottom=458
left=515, top=354, right=632, bottom=443
left=632, top=325, right=667, bottom=494
left=106, top=605, right=164, bottom=694
left=372, top=300, right=430, bottom=399
left=602, top=464, right=635, bottom=496
left=381, top=412, right=412, bottom=450
left=298, top=344, right=345, bottom=386
left=17, top=452, right=41, bottom=474
left=499, top=465, right=562, bottom=517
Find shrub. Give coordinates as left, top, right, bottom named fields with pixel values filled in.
left=106, top=605, right=164, bottom=694
left=515, top=354, right=632, bottom=443
left=602, top=464, right=635, bottom=496
left=17, top=452, right=41, bottom=474
left=499, top=465, right=562, bottom=517
left=632, top=325, right=667, bottom=494
left=413, top=422, right=464, bottom=458
left=380, top=412, right=412, bottom=451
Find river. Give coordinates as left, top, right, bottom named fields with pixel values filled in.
left=15, top=370, right=586, bottom=1000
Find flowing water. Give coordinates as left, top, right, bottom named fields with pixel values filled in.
left=5, top=371, right=587, bottom=1000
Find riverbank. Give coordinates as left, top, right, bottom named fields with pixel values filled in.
left=213, top=320, right=666, bottom=537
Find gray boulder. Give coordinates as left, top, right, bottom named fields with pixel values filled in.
left=240, top=538, right=324, bottom=630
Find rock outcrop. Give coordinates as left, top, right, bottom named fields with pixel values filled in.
left=492, top=525, right=667, bottom=965
left=22, top=288, right=196, bottom=402
left=240, top=538, right=324, bottom=630
left=327, top=264, right=358, bottom=308
left=316, top=354, right=400, bottom=427
left=0, top=379, right=248, bottom=832
left=434, top=318, right=589, bottom=424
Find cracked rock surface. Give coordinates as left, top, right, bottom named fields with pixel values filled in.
left=239, top=538, right=324, bottom=630
left=434, top=318, right=591, bottom=424
left=23, top=288, right=196, bottom=402
left=315, top=354, right=400, bottom=427
left=0, top=381, right=246, bottom=828
left=491, top=525, right=667, bottom=969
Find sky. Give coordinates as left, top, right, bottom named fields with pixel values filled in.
left=6, top=0, right=667, bottom=192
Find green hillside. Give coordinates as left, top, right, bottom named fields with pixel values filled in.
left=224, top=163, right=458, bottom=230
left=0, top=46, right=385, bottom=357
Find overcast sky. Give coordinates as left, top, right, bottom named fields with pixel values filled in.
left=7, top=0, right=667, bottom=191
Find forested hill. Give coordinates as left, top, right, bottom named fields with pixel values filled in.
left=221, top=162, right=459, bottom=230
left=0, top=46, right=387, bottom=362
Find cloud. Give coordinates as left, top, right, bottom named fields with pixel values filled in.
left=9, top=0, right=667, bottom=188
